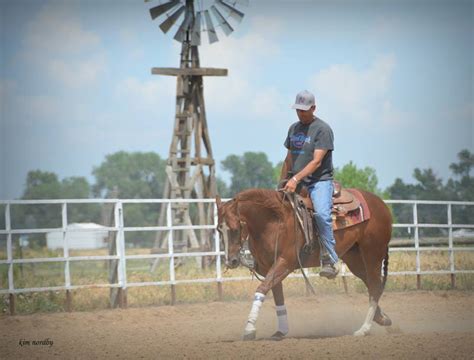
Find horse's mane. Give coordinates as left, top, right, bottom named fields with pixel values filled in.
left=235, top=188, right=289, bottom=219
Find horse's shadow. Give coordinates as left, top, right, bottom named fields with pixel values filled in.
left=217, top=330, right=357, bottom=343
left=216, top=325, right=402, bottom=343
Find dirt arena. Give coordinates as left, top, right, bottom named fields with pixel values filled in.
left=1, top=291, right=473, bottom=359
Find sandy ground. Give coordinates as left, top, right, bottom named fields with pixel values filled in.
left=0, top=291, right=473, bottom=359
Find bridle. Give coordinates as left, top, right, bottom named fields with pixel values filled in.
left=220, top=219, right=250, bottom=261
left=219, top=199, right=253, bottom=269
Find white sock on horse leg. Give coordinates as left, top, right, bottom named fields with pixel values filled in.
left=245, top=292, right=265, bottom=333
left=354, top=298, right=377, bottom=336
left=275, top=305, right=289, bottom=335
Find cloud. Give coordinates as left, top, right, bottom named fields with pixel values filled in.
left=251, top=87, right=290, bottom=119
left=118, top=29, right=146, bottom=61
left=0, top=79, right=16, bottom=113
left=199, top=15, right=283, bottom=116
left=1, top=79, right=63, bottom=126
left=20, top=2, right=106, bottom=89
left=47, top=53, right=107, bottom=89
left=23, top=2, right=100, bottom=56
left=309, top=54, right=400, bottom=124
left=115, top=76, right=175, bottom=110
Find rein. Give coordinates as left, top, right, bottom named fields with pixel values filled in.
left=235, top=199, right=278, bottom=282
left=281, top=191, right=316, bottom=295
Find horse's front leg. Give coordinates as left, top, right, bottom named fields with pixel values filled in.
left=243, top=257, right=291, bottom=341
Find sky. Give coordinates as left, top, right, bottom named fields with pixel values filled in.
left=0, top=0, right=473, bottom=200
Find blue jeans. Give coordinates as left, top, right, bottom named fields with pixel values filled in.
left=307, top=180, right=339, bottom=264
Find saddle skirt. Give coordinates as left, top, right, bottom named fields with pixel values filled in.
left=298, top=186, right=370, bottom=231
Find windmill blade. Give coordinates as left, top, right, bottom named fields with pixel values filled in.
left=191, top=11, right=202, bottom=46
left=159, top=5, right=185, bottom=33
left=204, top=10, right=219, bottom=44
left=174, top=11, right=193, bottom=42
left=149, top=0, right=180, bottom=20
left=210, top=5, right=233, bottom=36
left=232, top=0, right=249, bottom=6
left=215, top=0, right=245, bottom=23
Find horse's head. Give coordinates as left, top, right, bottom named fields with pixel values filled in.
left=216, top=196, right=249, bottom=269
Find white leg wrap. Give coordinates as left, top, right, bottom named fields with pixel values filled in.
left=244, top=292, right=265, bottom=333
left=276, top=305, right=289, bottom=335
left=354, top=299, right=377, bottom=336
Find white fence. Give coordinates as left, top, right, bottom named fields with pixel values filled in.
left=0, top=198, right=473, bottom=313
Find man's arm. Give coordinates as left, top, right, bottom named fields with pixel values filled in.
left=283, top=149, right=328, bottom=192
left=280, top=151, right=292, bottom=181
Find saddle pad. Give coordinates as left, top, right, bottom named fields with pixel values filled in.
left=333, top=189, right=371, bottom=231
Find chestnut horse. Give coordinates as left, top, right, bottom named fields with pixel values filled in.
left=216, top=188, right=392, bottom=340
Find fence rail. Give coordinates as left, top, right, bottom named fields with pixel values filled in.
left=1, top=198, right=473, bottom=314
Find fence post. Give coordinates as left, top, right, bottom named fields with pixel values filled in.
left=105, top=189, right=120, bottom=308
left=115, top=201, right=128, bottom=308
left=413, top=203, right=421, bottom=289
left=167, top=202, right=176, bottom=305
left=62, top=203, right=72, bottom=312
left=447, top=204, right=455, bottom=289
left=214, top=202, right=223, bottom=301
left=6, top=204, right=15, bottom=315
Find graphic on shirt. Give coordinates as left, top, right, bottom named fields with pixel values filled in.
left=290, top=132, right=310, bottom=149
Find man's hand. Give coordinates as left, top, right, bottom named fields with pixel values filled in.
left=283, top=177, right=298, bottom=193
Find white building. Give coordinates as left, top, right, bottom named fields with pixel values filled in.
left=46, top=223, right=109, bottom=250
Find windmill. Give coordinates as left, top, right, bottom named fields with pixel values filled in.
left=146, top=0, right=249, bottom=266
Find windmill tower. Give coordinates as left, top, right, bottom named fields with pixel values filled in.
left=146, top=0, right=249, bottom=259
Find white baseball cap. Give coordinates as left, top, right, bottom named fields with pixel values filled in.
left=292, top=90, right=315, bottom=111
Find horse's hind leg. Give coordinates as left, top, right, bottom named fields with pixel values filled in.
left=343, top=244, right=391, bottom=335
left=270, top=282, right=288, bottom=340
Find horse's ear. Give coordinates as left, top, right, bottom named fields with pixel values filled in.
left=216, top=195, right=222, bottom=208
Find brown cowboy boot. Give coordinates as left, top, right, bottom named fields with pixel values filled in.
left=319, top=262, right=339, bottom=279
left=319, top=254, right=339, bottom=279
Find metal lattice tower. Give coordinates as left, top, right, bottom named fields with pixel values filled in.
left=146, top=0, right=248, bottom=262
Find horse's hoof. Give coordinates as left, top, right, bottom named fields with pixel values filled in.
left=374, top=313, right=392, bottom=327
left=242, top=330, right=256, bottom=341
left=353, top=326, right=370, bottom=337
left=270, top=331, right=286, bottom=341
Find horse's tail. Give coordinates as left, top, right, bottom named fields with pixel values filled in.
left=382, top=249, right=389, bottom=290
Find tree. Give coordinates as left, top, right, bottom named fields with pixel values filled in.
left=216, top=176, right=230, bottom=198
left=449, top=149, right=473, bottom=178
left=221, top=152, right=276, bottom=196
left=92, top=151, right=166, bottom=199
left=387, top=167, right=448, bottom=237
left=448, top=149, right=474, bottom=200
left=17, top=171, right=63, bottom=230
left=23, top=170, right=62, bottom=200
left=60, top=177, right=100, bottom=224
left=273, top=161, right=284, bottom=187
left=448, top=149, right=474, bottom=223
left=16, top=171, right=98, bottom=247
left=412, top=168, right=446, bottom=200
left=92, top=151, right=167, bottom=247
left=61, top=177, right=91, bottom=199
left=334, top=161, right=380, bottom=194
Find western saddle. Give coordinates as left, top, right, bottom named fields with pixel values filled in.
left=298, top=180, right=360, bottom=218
left=282, top=180, right=361, bottom=256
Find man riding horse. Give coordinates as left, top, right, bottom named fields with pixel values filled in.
left=282, top=89, right=339, bottom=279
left=216, top=90, right=392, bottom=341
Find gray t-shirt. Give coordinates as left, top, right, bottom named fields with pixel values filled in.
left=284, top=116, right=334, bottom=183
